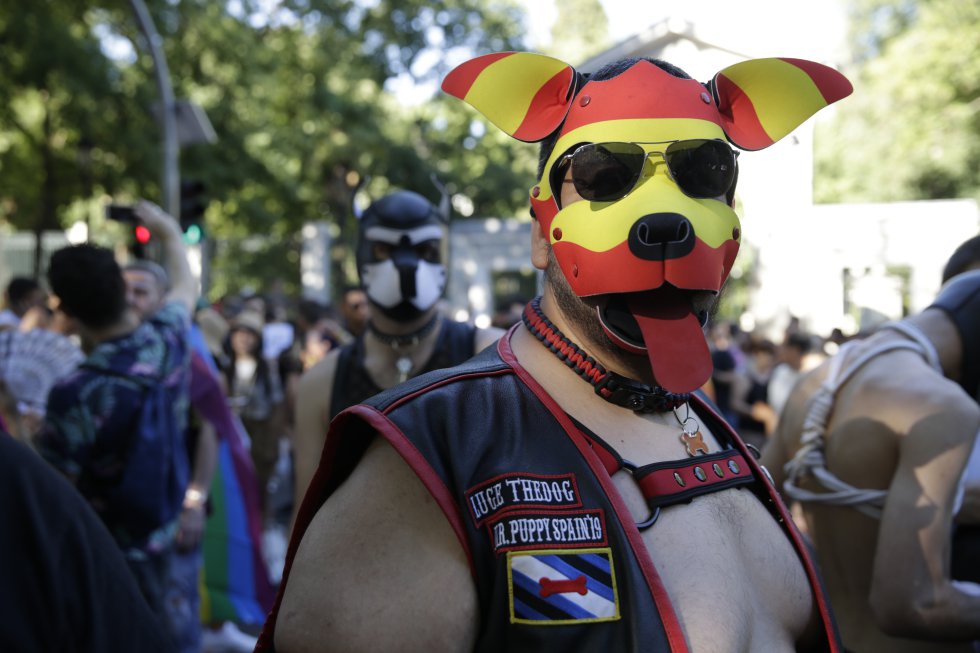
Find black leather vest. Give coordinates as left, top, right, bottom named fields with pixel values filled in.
left=260, top=335, right=841, bottom=652
left=329, top=316, right=478, bottom=419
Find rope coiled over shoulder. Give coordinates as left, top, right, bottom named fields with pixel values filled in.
left=782, top=322, right=941, bottom=519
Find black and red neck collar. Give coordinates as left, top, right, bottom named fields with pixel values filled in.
left=521, top=297, right=689, bottom=414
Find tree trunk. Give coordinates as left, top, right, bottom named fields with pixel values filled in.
left=34, top=94, right=58, bottom=280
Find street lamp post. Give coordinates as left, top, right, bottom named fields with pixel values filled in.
left=129, top=0, right=179, bottom=220
left=125, top=2, right=217, bottom=295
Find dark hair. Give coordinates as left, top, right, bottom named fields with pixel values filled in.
left=123, top=260, right=169, bottom=290
left=48, top=244, right=127, bottom=329
left=297, top=297, right=328, bottom=326
left=784, top=332, right=813, bottom=354
left=5, top=276, right=40, bottom=304
left=536, top=58, right=694, bottom=180
left=942, top=234, right=980, bottom=284
left=221, top=325, right=275, bottom=397
left=749, top=338, right=778, bottom=356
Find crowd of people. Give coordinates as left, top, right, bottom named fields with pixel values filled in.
left=705, top=317, right=838, bottom=452
left=0, top=186, right=507, bottom=652
left=1, top=44, right=979, bottom=653
left=0, top=204, right=354, bottom=652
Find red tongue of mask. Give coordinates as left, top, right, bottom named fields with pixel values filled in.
left=626, top=290, right=712, bottom=394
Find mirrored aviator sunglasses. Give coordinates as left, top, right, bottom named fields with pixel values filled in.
left=550, top=139, right=739, bottom=207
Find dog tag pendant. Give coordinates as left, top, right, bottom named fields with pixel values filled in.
left=396, top=356, right=413, bottom=383
left=680, top=430, right=709, bottom=457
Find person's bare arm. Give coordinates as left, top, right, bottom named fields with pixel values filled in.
left=760, top=393, right=806, bottom=491
left=177, top=418, right=218, bottom=551
left=275, top=437, right=478, bottom=652
left=759, top=421, right=791, bottom=490
left=760, top=368, right=824, bottom=490
left=290, top=352, right=338, bottom=526
left=869, top=390, right=980, bottom=639
left=133, top=200, right=197, bottom=312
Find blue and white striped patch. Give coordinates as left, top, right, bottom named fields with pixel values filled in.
left=507, top=547, right=620, bottom=625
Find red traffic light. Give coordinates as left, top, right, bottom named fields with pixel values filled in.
left=134, top=225, right=152, bottom=244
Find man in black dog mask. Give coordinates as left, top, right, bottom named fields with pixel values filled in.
left=290, top=186, right=503, bottom=522
left=356, top=190, right=450, bottom=324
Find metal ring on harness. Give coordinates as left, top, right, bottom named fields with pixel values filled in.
left=623, top=458, right=661, bottom=530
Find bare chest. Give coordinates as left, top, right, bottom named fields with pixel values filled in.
left=601, top=419, right=814, bottom=652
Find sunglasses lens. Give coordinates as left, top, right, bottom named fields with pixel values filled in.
left=570, top=142, right=646, bottom=202
left=664, top=140, right=737, bottom=199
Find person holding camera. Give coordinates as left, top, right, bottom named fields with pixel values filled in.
left=36, top=200, right=198, bottom=651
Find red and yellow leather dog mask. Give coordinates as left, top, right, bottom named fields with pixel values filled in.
left=443, top=53, right=851, bottom=393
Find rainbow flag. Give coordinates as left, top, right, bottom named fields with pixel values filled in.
left=188, top=350, right=274, bottom=625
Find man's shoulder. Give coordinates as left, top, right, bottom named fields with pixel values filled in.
left=48, top=360, right=141, bottom=403
left=305, top=346, right=343, bottom=385
left=0, top=309, right=18, bottom=327
left=148, top=301, right=191, bottom=335
left=904, top=377, right=980, bottom=431
left=124, top=302, right=191, bottom=378
left=474, top=325, right=505, bottom=351
left=363, top=345, right=512, bottom=413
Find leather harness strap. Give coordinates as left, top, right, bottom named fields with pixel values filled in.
left=573, top=418, right=754, bottom=528
left=631, top=449, right=755, bottom=510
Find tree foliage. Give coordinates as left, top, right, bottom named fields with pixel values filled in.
left=0, top=0, right=534, bottom=298
left=814, top=0, right=980, bottom=204
left=547, top=0, right=610, bottom=65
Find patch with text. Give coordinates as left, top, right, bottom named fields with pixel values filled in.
left=507, top=548, right=620, bottom=625
left=489, top=509, right=607, bottom=553
left=465, top=472, right=581, bottom=526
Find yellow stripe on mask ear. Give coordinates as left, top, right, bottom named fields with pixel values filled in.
left=464, top=54, right=571, bottom=136
left=722, top=58, right=829, bottom=143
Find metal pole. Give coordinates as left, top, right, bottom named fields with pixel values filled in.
left=129, top=0, right=179, bottom=219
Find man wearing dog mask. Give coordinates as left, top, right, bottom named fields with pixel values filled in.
left=264, top=53, right=851, bottom=652
left=290, top=186, right=502, bottom=527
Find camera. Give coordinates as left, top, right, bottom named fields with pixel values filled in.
left=105, top=204, right=137, bottom=223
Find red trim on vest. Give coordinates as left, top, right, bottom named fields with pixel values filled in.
left=357, top=406, right=475, bottom=567
left=499, top=333, right=692, bottom=653
left=255, top=329, right=840, bottom=652
left=586, top=437, right=623, bottom=476
left=688, top=392, right=843, bottom=653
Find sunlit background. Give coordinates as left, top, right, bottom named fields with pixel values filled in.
left=1, top=0, right=976, bottom=340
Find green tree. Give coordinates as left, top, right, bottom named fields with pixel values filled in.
left=814, top=0, right=980, bottom=204
left=130, top=0, right=532, bottom=298
left=0, top=0, right=534, bottom=297
left=547, top=0, right=611, bottom=65
left=0, top=1, right=148, bottom=275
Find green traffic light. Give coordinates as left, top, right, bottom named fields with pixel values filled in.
left=183, top=223, right=204, bottom=244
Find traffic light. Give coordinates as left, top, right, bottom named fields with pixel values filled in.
left=131, top=223, right=152, bottom=258
left=180, top=179, right=207, bottom=244
left=134, top=224, right=152, bottom=245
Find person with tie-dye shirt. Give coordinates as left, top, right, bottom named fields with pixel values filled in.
left=37, top=200, right=197, bottom=650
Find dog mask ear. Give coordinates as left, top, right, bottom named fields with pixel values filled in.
left=710, top=57, right=853, bottom=151
left=442, top=52, right=579, bottom=143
